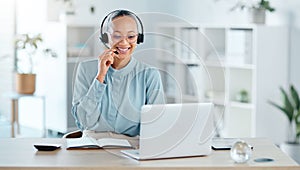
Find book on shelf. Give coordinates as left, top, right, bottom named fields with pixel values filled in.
left=189, top=28, right=198, bottom=60
left=181, top=28, right=190, bottom=60
left=66, top=137, right=132, bottom=149
left=205, top=51, right=225, bottom=63
left=226, top=29, right=252, bottom=65
left=186, top=65, right=204, bottom=98
left=180, top=28, right=199, bottom=61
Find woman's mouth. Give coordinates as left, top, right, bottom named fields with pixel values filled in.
left=117, top=47, right=131, bottom=54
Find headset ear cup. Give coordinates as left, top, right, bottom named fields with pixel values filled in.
left=101, top=33, right=109, bottom=44
left=137, top=33, right=144, bottom=44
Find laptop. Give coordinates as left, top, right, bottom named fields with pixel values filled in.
left=121, top=103, right=214, bottom=160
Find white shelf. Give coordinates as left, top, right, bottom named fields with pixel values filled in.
left=42, top=23, right=100, bottom=133
left=156, top=23, right=288, bottom=139
left=66, top=23, right=97, bottom=27
left=227, top=63, right=255, bottom=70
left=204, top=99, right=226, bottom=106
left=181, top=59, right=202, bottom=65
left=158, top=53, right=201, bottom=65
left=204, top=60, right=255, bottom=70
left=229, top=101, right=255, bottom=109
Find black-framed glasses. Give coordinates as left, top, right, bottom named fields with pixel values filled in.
left=110, top=33, right=138, bottom=43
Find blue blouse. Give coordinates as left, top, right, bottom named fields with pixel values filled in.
left=72, top=57, right=165, bottom=136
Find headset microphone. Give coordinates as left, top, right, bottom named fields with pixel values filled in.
left=99, top=37, right=119, bottom=54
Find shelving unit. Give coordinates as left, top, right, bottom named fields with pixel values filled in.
left=66, top=24, right=100, bottom=59
left=41, top=23, right=101, bottom=134
left=155, top=23, right=288, bottom=138
left=65, top=24, right=100, bottom=133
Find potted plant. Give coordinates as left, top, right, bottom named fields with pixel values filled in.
left=269, top=85, right=300, bottom=163
left=230, top=0, right=275, bottom=24
left=235, top=89, right=249, bottom=103
left=15, top=33, right=56, bottom=94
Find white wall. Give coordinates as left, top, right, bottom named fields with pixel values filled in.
left=0, top=0, right=15, bottom=121
left=15, top=0, right=69, bottom=133
left=15, top=0, right=47, bottom=130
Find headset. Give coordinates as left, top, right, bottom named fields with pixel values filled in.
left=99, top=9, right=144, bottom=47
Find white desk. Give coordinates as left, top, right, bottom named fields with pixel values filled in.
left=2, top=92, right=46, bottom=137
left=0, top=138, right=298, bottom=170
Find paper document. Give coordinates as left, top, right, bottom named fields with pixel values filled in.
left=66, top=137, right=132, bottom=149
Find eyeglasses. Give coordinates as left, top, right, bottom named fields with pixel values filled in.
left=110, top=33, right=138, bottom=43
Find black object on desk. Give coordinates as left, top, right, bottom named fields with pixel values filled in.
left=34, top=144, right=61, bottom=151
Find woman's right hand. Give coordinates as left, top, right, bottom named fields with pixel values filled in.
left=96, top=49, right=118, bottom=83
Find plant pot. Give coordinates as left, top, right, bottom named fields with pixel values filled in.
left=15, top=73, right=36, bottom=94
left=280, top=142, right=300, bottom=164
left=249, top=8, right=266, bottom=24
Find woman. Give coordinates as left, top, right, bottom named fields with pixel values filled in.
left=71, top=10, right=165, bottom=141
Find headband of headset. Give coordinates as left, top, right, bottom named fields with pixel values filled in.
left=100, top=9, right=144, bottom=45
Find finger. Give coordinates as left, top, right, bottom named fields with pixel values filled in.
left=105, top=57, right=114, bottom=66
left=110, top=44, right=119, bottom=55
left=101, top=55, right=114, bottom=66
left=100, top=52, right=111, bottom=61
left=100, top=58, right=110, bottom=67
left=99, top=49, right=111, bottom=60
left=107, top=49, right=118, bottom=55
left=106, top=51, right=118, bottom=58
left=105, top=60, right=112, bottom=67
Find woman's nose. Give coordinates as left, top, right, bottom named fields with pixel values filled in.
left=118, top=38, right=129, bottom=44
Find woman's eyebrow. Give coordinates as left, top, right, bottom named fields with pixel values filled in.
left=127, top=31, right=137, bottom=34
left=112, top=30, right=121, bottom=33
left=112, top=30, right=137, bottom=34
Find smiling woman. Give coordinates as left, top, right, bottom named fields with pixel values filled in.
left=103, top=14, right=138, bottom=69
left=71, top=10, right=165, bottom=139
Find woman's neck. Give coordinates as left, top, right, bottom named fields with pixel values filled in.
left=111, top=57, right=131, bottom=70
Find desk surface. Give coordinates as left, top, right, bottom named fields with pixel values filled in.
left=0, top=138, right=298, bottom=170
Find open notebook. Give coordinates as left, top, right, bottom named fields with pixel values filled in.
left=66, top=137, right=132, bottom=149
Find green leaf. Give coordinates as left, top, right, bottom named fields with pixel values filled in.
left=268, top=100, right=293, bottom=123
left=280, top=87, right=294, bottom=120
left=259, top=0, right=275, bottom=12
left=290, top=85, right=300, bottom=110
left=25, top=34, right=29, bottom=41
left=32, top=43, right=38, bottom=49
left=36, top=36, right=43, bottom=42
left=296, top=109, right=300, bottom=140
